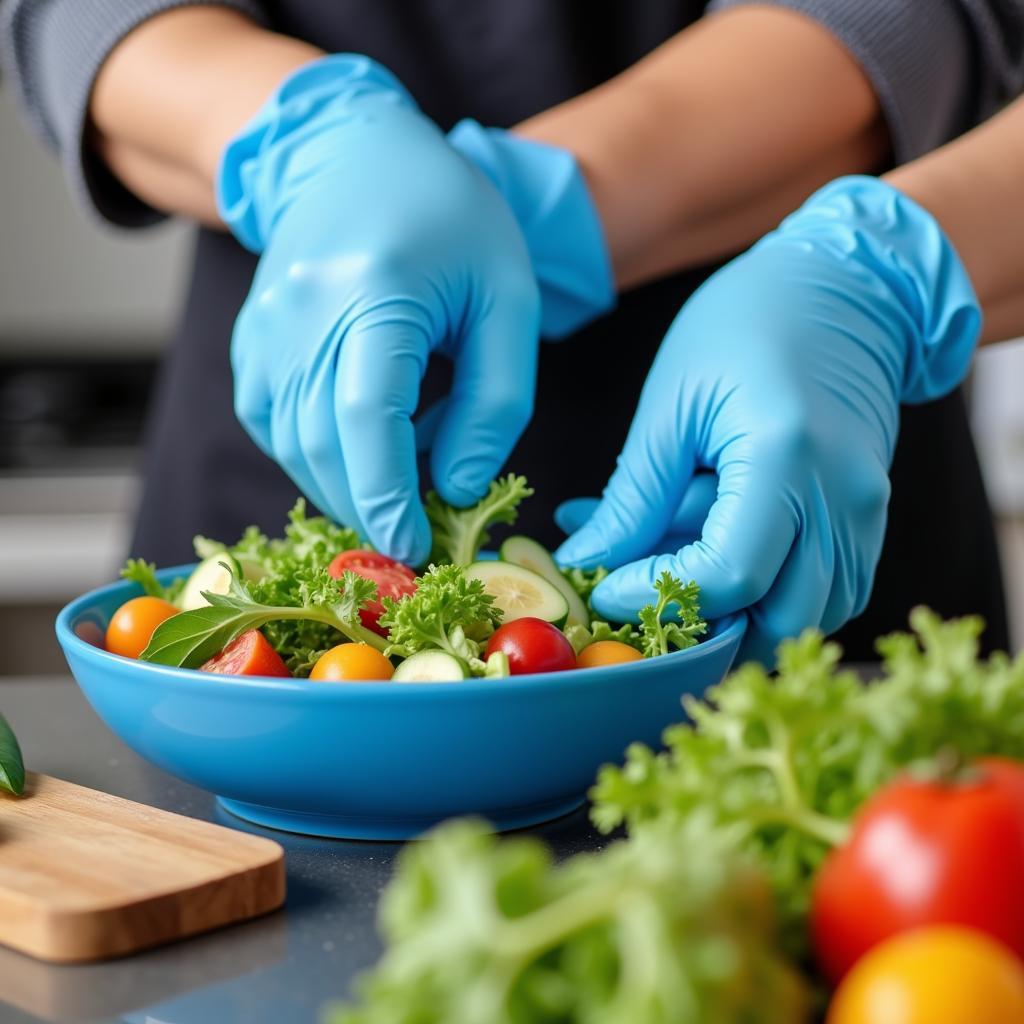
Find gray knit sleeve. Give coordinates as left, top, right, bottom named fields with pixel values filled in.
left=706, top=0, right=1024, bottom=162
left=0, top=0, right=268, bottom=227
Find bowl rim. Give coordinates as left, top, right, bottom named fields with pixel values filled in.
left=56, top=563, right=747, bottom=698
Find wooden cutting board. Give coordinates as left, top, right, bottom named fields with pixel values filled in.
left=0, top=773, right=286, bottom=963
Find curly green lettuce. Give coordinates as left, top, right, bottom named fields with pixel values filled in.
left=425, top=474, right=533, bottom=566
left=638, top=572, right=706, bottom=657
left=120, top=558, right=185, bottom=604
left=328, top=817, right=807, bottom=1024
left=380, top=563, right=503, bottom=673
left=194, top=498, right=364, bottom=581
left=591, top=608, right=1024, bottom=955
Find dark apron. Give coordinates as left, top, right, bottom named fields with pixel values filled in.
left=132, top=0, right=1009, bottom=658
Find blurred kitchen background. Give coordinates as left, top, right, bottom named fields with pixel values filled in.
left=1, top=81, right=1023, bottom=676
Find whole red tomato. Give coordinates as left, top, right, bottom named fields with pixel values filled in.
left=328, top=550, right=416, bottom=635
left=486, top=617, right=577, bottom=675
left=812, top=757, right=1024, bottom=983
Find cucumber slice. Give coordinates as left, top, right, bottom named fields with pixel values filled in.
left=465, top=561, right=569, bottom=626
left=392, top=651, right=471, bottom=683
left=499, top=535, right=590, bottom=626
left=179, top=554, right=241, bottom=611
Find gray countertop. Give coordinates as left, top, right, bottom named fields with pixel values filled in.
left=0, top=678, right=613, bottom=1024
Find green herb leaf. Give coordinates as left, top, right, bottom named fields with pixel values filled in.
left=637, top=572, right=706, bottom=657
left=425, top=474, right=533, bottom=566
left=140, top=565, right=386, bottom=668
left=380, top=563, right=502, bottom=672
left=120, top=558, right=185, bottom=604
left=328, top=817, right=806, bottom=1024
left=0, top=713, right=25, bottom=796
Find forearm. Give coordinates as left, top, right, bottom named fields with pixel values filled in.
left=90, top=6, right=322, bottom=224
left=887, top=96, right=1024, bottom=345
left=516, top=6, right=887, bottom=290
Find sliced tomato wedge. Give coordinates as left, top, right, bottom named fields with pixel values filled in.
left=327, top=550, right=417, bottom=636
left=200, top=630, right=291, bottom=677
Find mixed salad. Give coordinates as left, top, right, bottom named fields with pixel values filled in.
left=330, top=611, right=1024, bottom=1023
left=103, top=475, right=706, bottom=681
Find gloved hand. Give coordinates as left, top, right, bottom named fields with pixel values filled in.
left=218, top=56, right=540, bottom=565
left=555, top=176, right=981, bottom=663
left=448, top=120, right=614, bottom=338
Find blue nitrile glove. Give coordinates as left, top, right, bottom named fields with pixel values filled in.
left=218, top=56, right=540, bottom=565
left=555, top=176, right=981, bottom=663
left=448, top=120, right=614, bottom=338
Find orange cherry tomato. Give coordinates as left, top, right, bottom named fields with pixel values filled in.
left=105, top=596, right=179, bottom=659
left=200, top=630, right=291, bottom=677
left=827, top=926, right=1024, bottom=1024
left=310, top=643, right=394, bottom=682
left=577, top=640, right=644, bottom=668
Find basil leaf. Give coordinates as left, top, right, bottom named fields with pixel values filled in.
left=0, top=713, right=25, bottom=796
left=139, top=605, right=266, bottom=668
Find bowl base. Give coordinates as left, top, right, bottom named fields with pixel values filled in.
left=216, top=794, right=586, bottom=840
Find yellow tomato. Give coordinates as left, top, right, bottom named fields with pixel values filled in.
left=105, top=596, right=178, bottom=659
left=577, top=640, right=644, bottom=668
left=827, top=926, right=1024, bottom=1024
left=310, top=643, right=394, bottom=682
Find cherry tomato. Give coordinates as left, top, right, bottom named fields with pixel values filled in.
left=328, top=550, right=416, bottom=636
left=200, top=630, right=290, bottom=677
left=105, top=596, right=178, bottom=659
left=485, top=617, right=576, bottom=675
left=577, top=640, right=643, bottom=668
left=812, top=757, right=1024, bottom=983
left=310, top=643, right=394, bottom=682
left=827, top=926, right=1024, bottom=1024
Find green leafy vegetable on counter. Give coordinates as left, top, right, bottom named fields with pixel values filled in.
left=0, top=712, right=25, bottom=797
left=121, top=558, right=185, bottom=605
left=590, top=607, right=1024, bottom=955
left=140, top=566, right=385, bottom=670
left=328, top=817, right=807, bottom=1024
left=380, top=563, right=503, bottom=674
left=425, top=474, right=533, bottom=566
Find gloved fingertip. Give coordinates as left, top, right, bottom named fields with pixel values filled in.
left=554, top=527, right=609, bottom=570
left=433, top=461, right=494, bottom=510
left=554, top=497, right=600, bottom=537
left=588, top=570, right=645, bottom=624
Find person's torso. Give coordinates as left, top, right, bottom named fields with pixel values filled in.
left=134, top=0, right=1009, bottom=657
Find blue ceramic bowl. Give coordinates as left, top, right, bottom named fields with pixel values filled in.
left=56, top=565, right=746, bottom=840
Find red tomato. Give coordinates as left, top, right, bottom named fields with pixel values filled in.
left=811, top=757, right=1024, bottom=983
left=485, top=617, right=577, bottom=675
left=327, top=550, right=416, bottom=636
left=200, top=630, right=291, bottom=677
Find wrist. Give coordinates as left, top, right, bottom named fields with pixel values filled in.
left=217, top=54, right=417, bottom=251
left=775, top=175, right=981, bottom=404
left=449, top=121, right=614, bottom=338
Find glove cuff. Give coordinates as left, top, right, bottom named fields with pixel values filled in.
left=449, top=120, right=615, bottom=339
left=777, top=175, right=981, bottom=404
left=217, top=54, right=416, bottom=253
